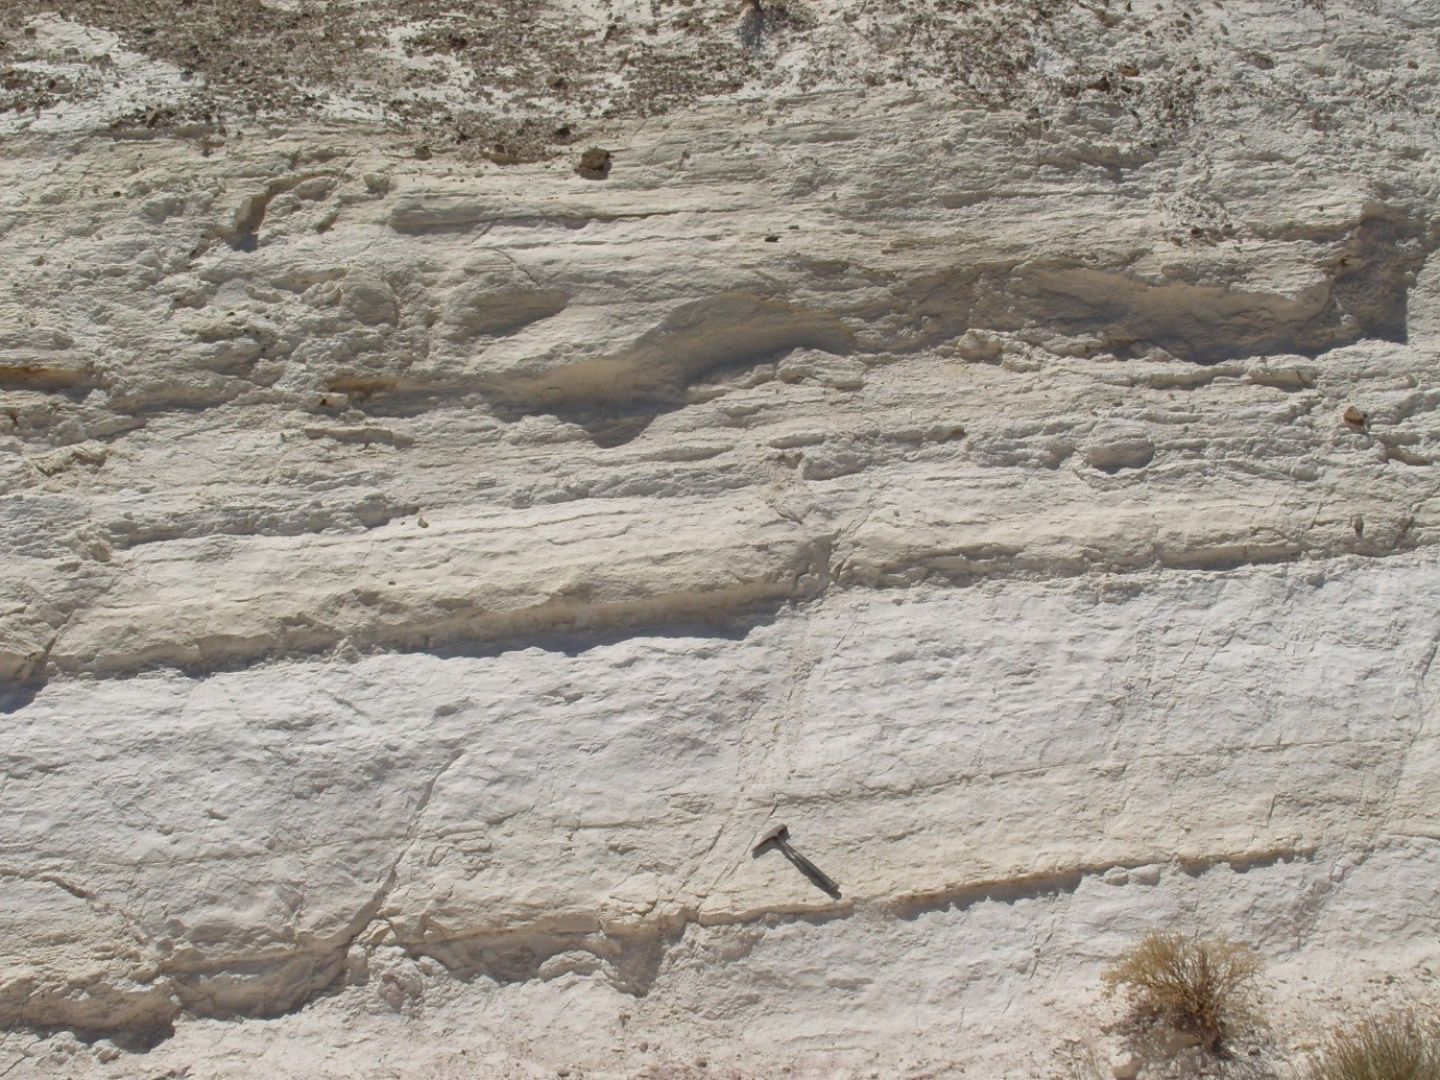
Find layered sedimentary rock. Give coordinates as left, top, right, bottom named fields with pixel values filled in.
left=1, top=1, right=1438, bottom=1076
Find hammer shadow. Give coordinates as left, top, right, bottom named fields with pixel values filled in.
left=779, top=845, right=843, bottom=900
left=752, top=828, right=843, bottom=900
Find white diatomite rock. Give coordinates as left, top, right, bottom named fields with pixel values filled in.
left=1, top=0, right=1439, bottom=1077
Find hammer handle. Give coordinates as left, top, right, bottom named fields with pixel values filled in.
left=780, top=842, right=842, bottom=899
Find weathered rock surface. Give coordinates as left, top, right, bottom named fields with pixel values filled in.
left=1, top=0, right=1438, bottom=1076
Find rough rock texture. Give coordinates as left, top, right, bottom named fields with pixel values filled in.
left=1, top=1, right=1439, bottom=1076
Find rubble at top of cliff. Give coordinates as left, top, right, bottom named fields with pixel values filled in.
left=4, top=0, right=1430, bottom=165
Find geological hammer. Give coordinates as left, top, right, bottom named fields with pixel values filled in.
left=751, top=823, right=842, bottom=900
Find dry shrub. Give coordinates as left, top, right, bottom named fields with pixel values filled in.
left=1051, top=1040, right=1106, bottom=1080
left=1102, top=931, right=1263, bottom=1054
left=1306, top=1011, right=1440, bottom=1080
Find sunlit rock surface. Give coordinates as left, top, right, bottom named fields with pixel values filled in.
left=1, top=1, right=1438, bottom=1075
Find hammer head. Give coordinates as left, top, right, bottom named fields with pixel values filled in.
left=752, top=823, right=789, bottom=853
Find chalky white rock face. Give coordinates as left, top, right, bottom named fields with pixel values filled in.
left=2, top=0, right=1439, bottom=1076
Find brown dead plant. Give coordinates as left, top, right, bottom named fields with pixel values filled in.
left=1305, top=1010, right=1440, bottom=1080
left=1103, top=931, right=1263, bottom=1055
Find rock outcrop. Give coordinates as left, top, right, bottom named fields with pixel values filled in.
left=1, top=1, right=1437, bottom=1076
